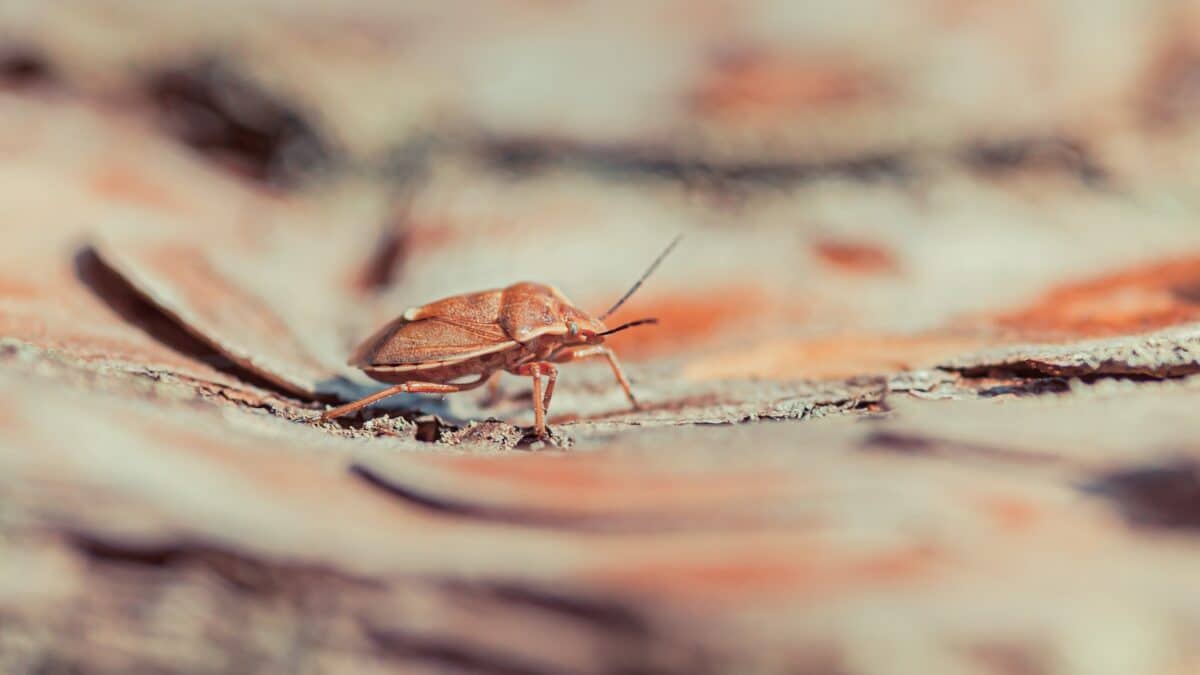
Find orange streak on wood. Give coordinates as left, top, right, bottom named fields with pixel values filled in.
left=439, top=455, right=783, bottom=504
left=813, top=240, right=899, bottom=275
left=445, top=455, right=625, bottom=491
left=691, top=50, right=876, bottom=121
left=90, top=164, right=188, bottom=214
left=846, top=546, right=940, bottom=584
left=603, top=286, right=777, bottom=358
left=995, top=254, right=1200, bottom=337
left=586, top=545, right=941, bottom=599
left=0, top=276, right=41, bottom=300
left=979, top=496, right=1040, bottom=532
left=684, top=335, right=988, bottom=381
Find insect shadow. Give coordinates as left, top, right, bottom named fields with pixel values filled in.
left=315, top=375, right=459, bottom=428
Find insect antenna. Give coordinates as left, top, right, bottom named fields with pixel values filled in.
left=598, top=318, right=658, bottom=336
left=598, top=234, right=682, bottom=320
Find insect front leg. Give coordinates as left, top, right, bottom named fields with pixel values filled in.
left=550, top=345, right=639, bottom=410
left=540, top=364, right=558, bottom=412
left=319, top=375, right=490, bottom=421
left=511, top=362, right=558, bottom=438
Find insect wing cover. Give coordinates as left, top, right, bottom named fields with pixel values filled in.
left=350, top=290, right=512, bottom=367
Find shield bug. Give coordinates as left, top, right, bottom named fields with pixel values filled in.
left=321, top=236, right=680, bottom=437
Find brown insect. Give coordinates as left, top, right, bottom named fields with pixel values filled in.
left=321, top=236, right=680, bottom=437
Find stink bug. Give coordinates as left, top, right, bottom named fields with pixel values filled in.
left=321, top=236, right=680, bottom=437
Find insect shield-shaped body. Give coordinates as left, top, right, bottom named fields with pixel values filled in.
left=321, top=237, right=679, bottom=438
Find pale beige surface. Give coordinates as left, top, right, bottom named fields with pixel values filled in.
left=8, top=4, right=1200, bottom=674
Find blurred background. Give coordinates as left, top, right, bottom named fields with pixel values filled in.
left=12, top=0, right=1200, bottom=368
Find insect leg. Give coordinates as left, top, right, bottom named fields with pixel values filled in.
left=319, top=375, right=489, bottom=421
left=319, top=384, right=407, bottom=420
left=529, top=364, right=545, bottom=437
left=511, top=362, right=558, bottom=438
left=541, top=364, right=558, bottom=413
left=550, top=345, right=639, bottom=409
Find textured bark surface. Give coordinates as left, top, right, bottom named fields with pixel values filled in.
left=8, top=3, right=1200, bottom=674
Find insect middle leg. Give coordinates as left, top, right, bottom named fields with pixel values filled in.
left=510, top=362, right=558, bottom=437
left=550, top=345, right=639, bottom=409
left=319, top=375, right=490, bottom=421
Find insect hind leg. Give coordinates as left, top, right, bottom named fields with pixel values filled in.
left=319, top=375, right=490, bottom=421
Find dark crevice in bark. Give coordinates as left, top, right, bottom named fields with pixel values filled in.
left=349, top=462, right=593, bottom=529
left=946, top=361, right=1200, bottom=381
left=475, top=134, right=1109, bottom=191
left=72, top=532, right=381, bottom=594
left=960, top=136, right=1108, bottom=185
left=0, top=45, right=57, bottom=89
left=863, top=430, right=1064, bottom=466
left=459, top=582, right=652, bottom=637
left=364, top=627, right=566, bottom=675
left=143, top=56, right=335, bottom=189
left=1085, top=459, right=1200, bottom=531
left=479, top=138, right=910, bottom=187
left=351, top=462, right=765, bottom=533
